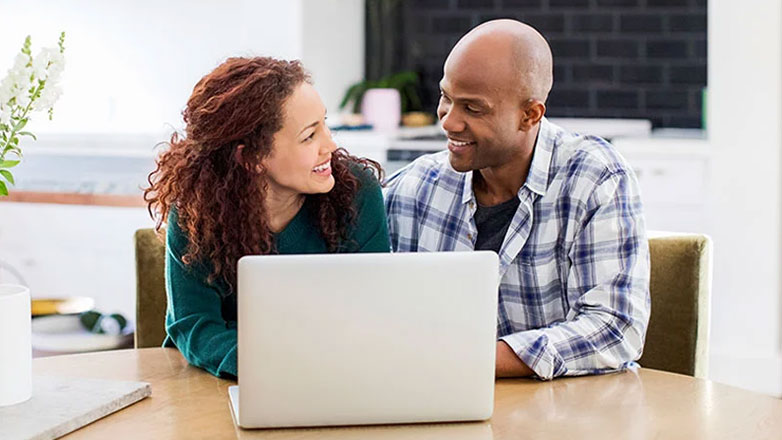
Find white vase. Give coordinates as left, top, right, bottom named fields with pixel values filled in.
left=361, top=88, right=401, bottom=131
left=0, top=284, right=32, bottom=407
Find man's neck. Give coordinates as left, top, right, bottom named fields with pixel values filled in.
left=473, top=124, right=539, bottom=207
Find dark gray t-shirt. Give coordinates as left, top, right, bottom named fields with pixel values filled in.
left=473, top=196, right=520, bottom=253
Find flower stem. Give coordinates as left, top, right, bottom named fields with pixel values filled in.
left=0, top=80, right=44, bottom=158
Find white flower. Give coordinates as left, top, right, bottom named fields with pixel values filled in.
left=33, top=83, right=62, bottom=111
left=13, top=87, right=30, bottom=108
left=32, top=47, right=63, bottom=82
left=12, top=53, right=29, bottom=73
left=47, top=58, right=65, bottom=83
left=0, top=107, right=11, bottom=126
left=2, top=52, right=33, bottom=108
left=0, top=79, right=12, bottom=106
left=32, top=53, right=48, bottom=80
left=0, top=32, right=65, bottom=189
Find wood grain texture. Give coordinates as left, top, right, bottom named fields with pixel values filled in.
left=32, top=348, right=782, bottom=440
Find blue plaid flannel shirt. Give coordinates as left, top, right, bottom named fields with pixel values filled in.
left=383, top=117, right=651, bottom=379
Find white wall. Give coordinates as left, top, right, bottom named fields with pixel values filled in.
left=0, top=1, right=365, bottom=326
left=0, top=203, right=153, bottom=323
left=0, top=0, right=362, bottom=135
left=707, top=1, right=782, bottom=396
left=301, top=0, right=365, bottom=116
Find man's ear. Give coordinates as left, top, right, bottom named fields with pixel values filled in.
left=519, top=99, right=546, bottom=131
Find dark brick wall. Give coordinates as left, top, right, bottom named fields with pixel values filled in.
left=367, top=0, right=707, bottom=128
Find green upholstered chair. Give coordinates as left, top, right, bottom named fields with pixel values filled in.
left=134, top=228, right=167, bottom=348
left=640, top=232, right=712, bottom=378
left=133, top=228, right=713, bottom=377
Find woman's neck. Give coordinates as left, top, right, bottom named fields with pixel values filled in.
left=264, top=189, right=306, bottom=233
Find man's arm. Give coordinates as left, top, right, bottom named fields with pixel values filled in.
left=496, top=340, right=533, bottom=377
left=499, top=170, right=650, bottom=379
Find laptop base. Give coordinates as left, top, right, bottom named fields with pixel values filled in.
left=228, top=385, right=242, bottom=427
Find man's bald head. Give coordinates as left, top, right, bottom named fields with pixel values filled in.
left=445, top=19, right=553, bottom=102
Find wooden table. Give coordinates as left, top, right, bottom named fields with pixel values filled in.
left=32, top=348, right=782, bottom=439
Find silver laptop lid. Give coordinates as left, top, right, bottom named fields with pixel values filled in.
left=236, top=251, right=499, bottom=428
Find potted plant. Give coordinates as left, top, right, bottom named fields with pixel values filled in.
left=0, top=32, right=66, bottom=196
left=339, top=71, right=433, bottom=129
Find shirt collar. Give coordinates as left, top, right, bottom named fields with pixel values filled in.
left=459, top=116, right=556, bottom=205
left=461, top=164, right=475, bottom=205
left=524, top=116, right=555, bottom=197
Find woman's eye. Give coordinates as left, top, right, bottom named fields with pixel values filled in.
left=465, top=105, right=480, bottom=114
left=303, top=132, right=315, bottom=142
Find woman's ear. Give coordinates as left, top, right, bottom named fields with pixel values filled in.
left=234, top=143, right=247, bottom=166
left=254, top=161, right=265, bottom=174
left=235, top=144, right=264, bottom=173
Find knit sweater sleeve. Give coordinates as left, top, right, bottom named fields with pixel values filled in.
left=164, top=210, right=237, bottom=378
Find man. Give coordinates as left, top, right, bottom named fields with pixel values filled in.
left=384, top=19, right=650, bottom=379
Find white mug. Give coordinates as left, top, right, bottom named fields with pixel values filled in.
left=0, top=284, right=32, bottom=406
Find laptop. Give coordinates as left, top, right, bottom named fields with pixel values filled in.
left=229, top=251, right=499, bottom=429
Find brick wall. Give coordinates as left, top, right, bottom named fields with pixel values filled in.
left=368, top=0, right=706, bottom=128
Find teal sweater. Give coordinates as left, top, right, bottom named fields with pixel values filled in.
left=164, top=169, right=391, bottom=378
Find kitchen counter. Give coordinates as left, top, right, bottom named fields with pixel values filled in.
left=1, top=190, right=146, bottom=207
left=0, top=119, right=658, bottom=203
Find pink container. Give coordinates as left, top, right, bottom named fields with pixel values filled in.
left=361, top=88, right=401, bottom=131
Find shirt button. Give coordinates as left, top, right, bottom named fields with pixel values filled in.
left=469, top=201, right=475, bottom=209
left=467, top=233, right=474, bottom=241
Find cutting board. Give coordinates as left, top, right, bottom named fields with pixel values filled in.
left=0, top=375, right=151, bottom=440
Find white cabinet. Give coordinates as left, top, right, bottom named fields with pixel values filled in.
left=613, top=137, right=711, bottom=234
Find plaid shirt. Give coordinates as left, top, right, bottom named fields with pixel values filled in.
left=383, top=117, right=650, bottom=379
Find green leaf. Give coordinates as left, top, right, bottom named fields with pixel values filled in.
left=17, top=131, right=37, bottom=140
left=13, top=118, right=27, bottom=131
left=0, top=180, right=7, bottom=196
left=0, top=160, right=20, bottom=168
left=0, top=170, right=14, bottom=185
left=339, top=83, right=362, bottom=110
left=21, top=36, right=31, bottom=56
left=2, top=149, right=22, bottom=161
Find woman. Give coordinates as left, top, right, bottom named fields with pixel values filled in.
left=144, top=57, right=390, bottom=378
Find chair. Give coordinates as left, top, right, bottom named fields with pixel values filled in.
left=132, top=228, right=713, bottom=377
left=640, top=232, right=712, bottom=378
left=134, top=228, right=167, bottom=348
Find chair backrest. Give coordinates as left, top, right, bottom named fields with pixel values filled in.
left=640, top=232, right=712, bottom=378
left=132, top=228, right=713, bottom=376
left=134, top=228, right=167, bottom=348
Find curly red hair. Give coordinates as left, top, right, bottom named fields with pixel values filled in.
left=144, top=57, right=382, bottom=293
